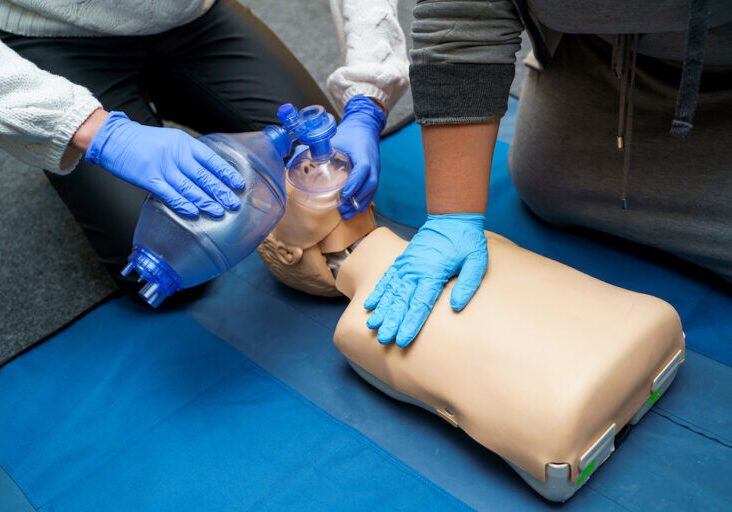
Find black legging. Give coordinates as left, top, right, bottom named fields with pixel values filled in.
left=1, top=0, right=335, bottom=282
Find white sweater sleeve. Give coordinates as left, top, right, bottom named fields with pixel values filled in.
left=326, top=0, right=409, bottom=114
left=0, top=41, right=101, bottom=174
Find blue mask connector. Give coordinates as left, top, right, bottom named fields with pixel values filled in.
left=276, top=104, right=337, bottom=160
left=121, top=245, right=182, bottom=308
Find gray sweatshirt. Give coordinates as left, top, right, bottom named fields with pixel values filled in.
left=409, top=0, right=732, bottom=126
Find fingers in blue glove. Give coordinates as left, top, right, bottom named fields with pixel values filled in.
left=395, top=279, right=444, bottom=348
left=172, top=175, right=226, bottom=218
left=364, top=266, right=396, bottom=310
left=192, top=143, right=246, bottom=191
left=339, top=162, right=376, bottom=219
left=376, top=279, right=416, bottom=344
left=338, top=194, right=359, bottom=220
left=366, top=274, right=401, bottom=335
left=339, top=183, right=377, bottom=219
left=181, top=163, right=241, bottom=212
left=338, top=200, right=359, bottom=220
left=450, top=249, right=489, bottom=311
left=366, top=281, right=396, bottom=332
left=152, top=181, right=199, bottom=217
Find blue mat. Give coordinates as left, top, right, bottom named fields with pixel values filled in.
left=1, top=98, right=730, bottom=511
left=183, top=247, right=732, bottom=511
left=0, top=298, right=469, bottom=511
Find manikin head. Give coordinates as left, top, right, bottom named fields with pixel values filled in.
left=257, top=179, right=377, bottom=297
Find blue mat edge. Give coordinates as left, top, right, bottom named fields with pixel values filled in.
left=0, top=464, right=35, bottom=512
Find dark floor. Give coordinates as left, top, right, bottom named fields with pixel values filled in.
left=0, top=159, right=116, bottom=365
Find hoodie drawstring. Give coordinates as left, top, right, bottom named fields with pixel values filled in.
left=611, top=0, right=711, bottom=208
left=671, top=0, right=712, bottom=138
left=612, top=33, right=639, bottom=209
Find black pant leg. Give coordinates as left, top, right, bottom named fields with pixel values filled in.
left=2, top=32, right=155, bottom=278
left=146, top=0, right=337, bottom=135
left=2, top=1, right=337, bottom=280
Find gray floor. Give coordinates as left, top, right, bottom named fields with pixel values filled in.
left=0, top=158, right=115, bottom=365
left=0, top=0, right=529, bottom=366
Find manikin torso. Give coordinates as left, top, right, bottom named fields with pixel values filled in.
left=257, top=183, right=684, bottom=502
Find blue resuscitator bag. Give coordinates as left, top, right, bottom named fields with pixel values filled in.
left=122, top=103, right=340, bottom=307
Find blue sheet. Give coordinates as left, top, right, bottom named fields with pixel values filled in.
left=1, top=98, right=730, bottom=511
left=0, top=298, right=469, bottom=511
left=183, top=248, right=732, bottom=511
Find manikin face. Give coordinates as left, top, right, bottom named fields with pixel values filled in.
left=257, top=181, right=377, bottom=297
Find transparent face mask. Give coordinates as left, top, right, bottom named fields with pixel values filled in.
left=287, top=149, right=352, bottom=210
left=278, top=104, right=353, bottom=210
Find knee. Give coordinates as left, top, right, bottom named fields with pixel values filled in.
left=508, top=145, right=567, bottom=226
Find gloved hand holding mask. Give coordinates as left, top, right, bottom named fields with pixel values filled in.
left=288, top=96, right=386, bottom=219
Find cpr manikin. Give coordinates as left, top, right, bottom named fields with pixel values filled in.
left=256, top=153, right=685, bottom=503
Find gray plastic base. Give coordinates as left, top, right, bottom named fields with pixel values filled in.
left=346, top=346, right=683, bottom=502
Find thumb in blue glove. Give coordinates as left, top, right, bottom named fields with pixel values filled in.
left=333, top=96, right=386, bottom=219
left=86, top=111, right=245, bottom=217
left=364, top=213, right=488, bottom=347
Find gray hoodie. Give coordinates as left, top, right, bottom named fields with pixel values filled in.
left=409, top=0, right=732, bottom=131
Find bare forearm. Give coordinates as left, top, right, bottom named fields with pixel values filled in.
left=423, top=121, right=499, bottom=215
left=70, top=108, right=108, bottom=152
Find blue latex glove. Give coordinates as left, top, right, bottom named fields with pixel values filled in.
left=86, top=111, right=245, bottom=217
left=334, top=96, right=386, bottom=219
left=289, top=96, right=386, bottom=219
left=364, top=213, right=488, bottom=347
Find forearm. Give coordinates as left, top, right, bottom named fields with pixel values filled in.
left=423, top=121, right=499, bottom=215
left=410, top=0, right=519, bottom=213
left=0, top=41, right=101, bottom=173
left=70, top=108, right=108, bottom=152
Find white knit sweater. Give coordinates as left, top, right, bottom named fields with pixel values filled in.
left=0, top=0, right=408, bottom=174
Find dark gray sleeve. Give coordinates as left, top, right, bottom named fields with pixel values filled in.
left=410, top=0, right=524, bottom=125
